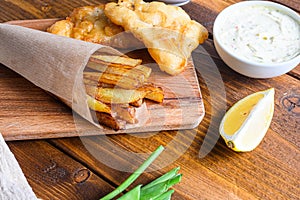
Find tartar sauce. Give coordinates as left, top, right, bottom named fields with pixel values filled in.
left=219, top=5, right=300, bottom=63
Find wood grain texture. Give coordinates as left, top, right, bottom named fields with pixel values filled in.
left=0, top=0, right=299, bottom=200
left=1, top=18, right=204, bottom=139
left=7, top=140, right=115, bottom=200
left=48, top=38, right=299, bottom=200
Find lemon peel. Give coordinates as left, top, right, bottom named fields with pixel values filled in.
left=219, top=88, right=275, bottom=152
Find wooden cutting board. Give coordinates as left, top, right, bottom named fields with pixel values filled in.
left=0, top=19, right=205, bottom=141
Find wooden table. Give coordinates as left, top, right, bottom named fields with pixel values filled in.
left=0, top=0, right=299, bottom=199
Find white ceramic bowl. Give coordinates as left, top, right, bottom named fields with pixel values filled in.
left=213, top=1, right=300, bottom=78
left=156, top=0, right=190, bottom=6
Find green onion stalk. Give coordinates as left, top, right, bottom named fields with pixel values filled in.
left=100, top=145, right=182, bottom=200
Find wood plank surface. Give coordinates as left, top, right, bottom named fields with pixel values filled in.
left=7, top=140, right=115, bottom=200
left=1, top=19, right=204, bottom=140
left=0, top=0, right=299, bottom=200
left=48, top=39, right=300, bottom=200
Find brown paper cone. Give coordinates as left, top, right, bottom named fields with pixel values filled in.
left=0, top=23, right=118, bottom=127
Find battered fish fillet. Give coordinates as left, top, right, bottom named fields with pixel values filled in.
left=104, top=0, right=208, bottom=75
left=47, top=5, right=143, bottom=48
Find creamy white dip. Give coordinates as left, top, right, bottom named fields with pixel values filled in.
left=219, top=5, right=300, bottom=63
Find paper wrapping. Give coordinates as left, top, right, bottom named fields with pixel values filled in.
left=0, top=23, right=118, bottom=127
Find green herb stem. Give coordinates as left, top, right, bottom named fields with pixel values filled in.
left=117, top=185, right=142, bottom=200
left=140, top=174, right=182, bottom=200
left=142, top=167, right=180, bottom=190
left=100, top=145, right=165, bottom=200
left=153, top=190, right=174, bottom=200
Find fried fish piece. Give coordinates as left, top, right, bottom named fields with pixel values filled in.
left=48, top=5, right=121, bottom=43
left=47, top=5, right=143, bottom=48
left=47, top=20, right=74, bottom=37
left=104, top=0, right=208, bottom=75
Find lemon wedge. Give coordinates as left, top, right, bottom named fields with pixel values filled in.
left=219, top=88, right=275, bottom=152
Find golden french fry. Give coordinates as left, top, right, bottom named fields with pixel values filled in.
left=83, top=78, right=115, bottom=88
left=83, top=54, right=163, bottom=130
left=85, top=85, right=147, bottom=104
left=91, top=54, right=142, bottom=66
left=83, top=71, right=141, bottom=89
left=86, top=95, right=111, bottom=114
left=83, top=78, right=98, bottom=87
left=95, top=112, right=126, bottom=130
left=145, top=90, right=164, bottom=103
left=88, top=95, right=137, bottom=124
left=137, top=83, right=164, bottom=103
left=90, top=55, right=152, bottom=79
left=86, top=62, right=146, bottom=83
left=130, top=98, right=144, bottom=107
left=135, top=65, right=152, bottom=79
